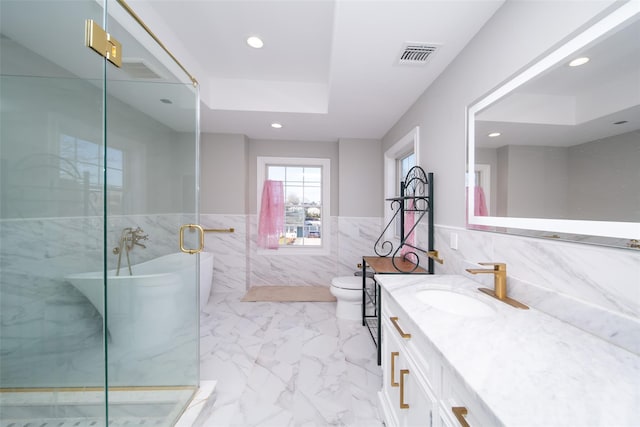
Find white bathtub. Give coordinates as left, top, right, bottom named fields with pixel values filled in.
left=65, top=252, right=213, bottom=348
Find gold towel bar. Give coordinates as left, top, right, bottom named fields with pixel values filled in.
left=203, top=228, right=235, bottom=233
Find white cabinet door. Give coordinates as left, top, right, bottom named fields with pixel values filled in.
left=380, top=313, right=438, bottom=427
left=401, top=357, right=437, bottom=427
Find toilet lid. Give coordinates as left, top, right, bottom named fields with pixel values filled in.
left=332, top=276, right=373, bottom=290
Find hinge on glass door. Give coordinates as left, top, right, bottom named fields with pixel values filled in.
left=85, top=19, right=122, bottom=67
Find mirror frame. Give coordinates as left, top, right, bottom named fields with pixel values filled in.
left=467, top=1, right=640, bottom=248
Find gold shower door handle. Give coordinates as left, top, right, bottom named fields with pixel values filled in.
left=179, top=224, right=205, bottom=254
left=179, top=224, right=235, bottom=254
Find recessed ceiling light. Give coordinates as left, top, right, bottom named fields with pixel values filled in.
left=569, top=57, right=590, bottom=67
left=488, top=132, right=501, bottom=137
left=247, top=36, right=264, bottom=49
left=271, top=123, right=283, bottom=129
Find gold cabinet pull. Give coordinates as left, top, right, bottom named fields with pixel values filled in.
left=390, top=352, right=399, bottom=387
left=390, top=316, right=411, bottom=339
left=399, top=369, right=410, bottom=409
left=452, top=407, right=470, bottom=427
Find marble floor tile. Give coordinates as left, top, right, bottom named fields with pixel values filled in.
left=198, top=292, right=383, bottom=427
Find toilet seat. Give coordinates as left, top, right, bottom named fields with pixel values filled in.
left=331, top=276, right=373, bottom=290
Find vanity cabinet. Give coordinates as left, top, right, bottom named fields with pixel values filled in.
left=379, top=289, right=438, bottom=427
left=379, top=313, right=437, bottom=426
left=378, top=287, right=499, bottom=427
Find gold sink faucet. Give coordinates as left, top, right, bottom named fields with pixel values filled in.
left=466, top=262, right=528, bottom=309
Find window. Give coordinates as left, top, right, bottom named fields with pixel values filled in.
left=398, top=152, right=416, bottom=187
left=257, top=157, right=330, bottom=254
left=396, top=151, right=416, bottom=237
left=384, top=127, right=420, bottom=240
left=59, top=134, right=123, bottom=189
left=59, top=134, right=124, bottom=214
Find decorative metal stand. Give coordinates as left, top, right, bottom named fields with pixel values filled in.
left=374, top=166, right=434, bottom=274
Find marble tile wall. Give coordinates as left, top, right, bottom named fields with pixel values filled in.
left=202, top=215, right=383, bottom=290
left=420, top=223, right=640, bottom=354
left=0, top=214, right=198, bottom=387
left=246, top=216, right=339, bottom=287
left=336, top=217, right=383, bottom=277
left=200, top=214, right=247, bottom=294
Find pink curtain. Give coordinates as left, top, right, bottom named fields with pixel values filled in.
left=258, top=180, right=284, bottom=249
left=400, top=199, right=416, bottom=261
left=474, top=186, right=488, bottom=216
left=466, top=186, right=489, bottom=230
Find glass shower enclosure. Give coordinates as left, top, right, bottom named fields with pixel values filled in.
left=0, top=0, right=201, bottom=425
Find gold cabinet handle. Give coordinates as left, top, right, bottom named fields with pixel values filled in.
left=390, top=352, right=399, bottom=387
left=390, top=316, right=411, bottom=339
left=399, top=369, right=410, bottom=409
left=179, top=224, right=204, bottom=254
left=452, top=407, right=470, bottom=427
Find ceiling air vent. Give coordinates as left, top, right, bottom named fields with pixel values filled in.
left=121, top=58, right=163, bottom=79
left=398, top=43, right=439, bottom=65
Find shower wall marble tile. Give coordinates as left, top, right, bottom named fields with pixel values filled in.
left=425, top=224, right=640, bottom=354
left=200, top=214, right=247, bottom=294
left=0, top=214, right=198, bottom=387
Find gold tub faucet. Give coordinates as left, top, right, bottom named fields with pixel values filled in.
left=466, top=262, right=529, bottom=309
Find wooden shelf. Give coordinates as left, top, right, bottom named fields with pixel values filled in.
left=363, top=256, right=428, bottom=274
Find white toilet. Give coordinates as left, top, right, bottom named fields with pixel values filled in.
left=330, top=276, right=373, bottom=321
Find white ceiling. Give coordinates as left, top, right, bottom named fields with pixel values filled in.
left=128, top=0, right=505, bottom=141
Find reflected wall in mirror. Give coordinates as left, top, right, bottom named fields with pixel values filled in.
left=467, top=1, right=640, bottom=249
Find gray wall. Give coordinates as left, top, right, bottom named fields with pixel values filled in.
left=338, top=138, right=383, bottom=217
left=200, top=135, right=383, bottom=218
left=500, top=145, right=569, bottom=219
left=382, top=0, right=615, bottom=228
left=568, top=130, right=640, bottom=222
left=478, top=130, right=639, bottom=221
left=200, top=133, right=249, bottom=215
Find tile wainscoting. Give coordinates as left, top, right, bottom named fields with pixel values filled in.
left=200, top=214, right=383, bottom=293
left=419, top=223, right=640, bottom=355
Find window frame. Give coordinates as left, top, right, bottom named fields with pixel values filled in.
left=257, top=156, right=331, bottom=256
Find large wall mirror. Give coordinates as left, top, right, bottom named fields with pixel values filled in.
left=467, top=1, right=640, bottom=249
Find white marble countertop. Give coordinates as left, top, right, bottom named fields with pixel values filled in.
left=375, top=274, right=640, bottom=426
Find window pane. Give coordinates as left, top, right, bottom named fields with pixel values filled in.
left=286, top=186, right=303, bottom=205
left=106, top=146, right=122, bottom=166
left=107, top=168, right=123, bottom=187
left=304, top=186, right=321, bottom=205
left=287, top=167, right=304, bottom=183
left=285, top=206, right=305, bottom=225
left=76, top=162, right=99, bottom=185
left=267, top=166, right=286, bottom=181
left=77, top=139, right=99, bottom=163
left=303, top=167, right=321, bottom=182
left=401, top=152, right=415, bottom=179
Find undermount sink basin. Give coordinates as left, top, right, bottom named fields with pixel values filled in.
left=416, top=289, right=496, bottom=317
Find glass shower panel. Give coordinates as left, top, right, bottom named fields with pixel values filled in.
left=103, top=1, right=200, bottom=424
left=0, top=0, right=108, bottom=424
